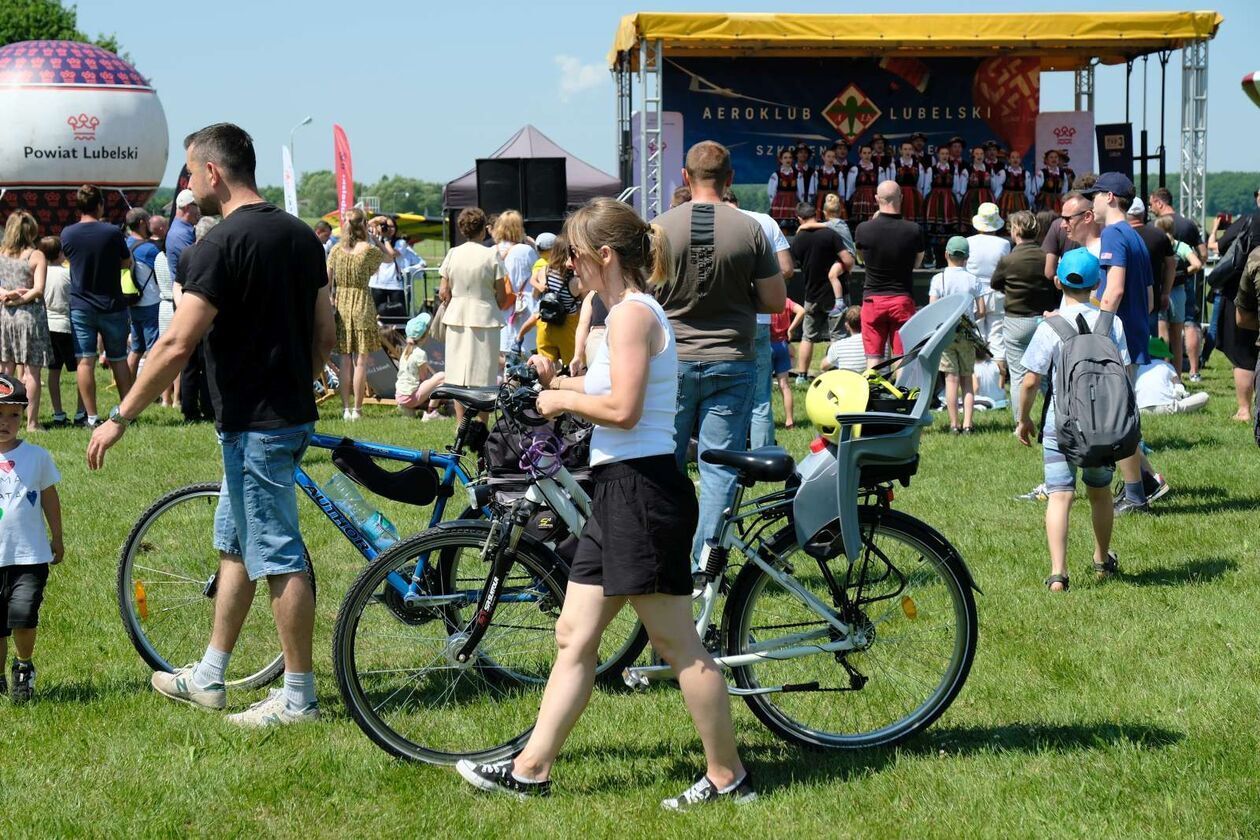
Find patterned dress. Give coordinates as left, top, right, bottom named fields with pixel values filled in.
left=997, top=167, right=1030, bottom=216
left=795, top=163, right=815, bottom=205
left=960, top=164, right=996, bottom=225
left=847, top=163, right=880, bottom=220
left=1036, top=168, right=1067, bottom=214
left=813, top=167, right=844, bottom=218
left=768, top=167, right=801, bottom=233
left=0, top=253, right=52, bottom=367
left=328, top=242, right=385, bottom=355
left=924, top=164, right=959, bottom=226
left=893, top=161, right=926, bottom=223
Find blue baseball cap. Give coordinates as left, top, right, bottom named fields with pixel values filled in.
left=1082, top=171, right=1135, bottom=199
left=1056, top=248, right=1101, bottom=289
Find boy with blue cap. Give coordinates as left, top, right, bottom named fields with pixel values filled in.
left=1015, top=249, right=1129, bottom=592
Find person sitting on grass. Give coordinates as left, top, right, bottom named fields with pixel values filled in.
left=395, top=312, right=445, bottom=420
left=1136, top=336, right=1209, bottom=416
left=769, top=297, right=805, bottom=430
left=1016, top=249, right=1128, bottom=592
left=929, top=236, right=986, bottom=433
left=820, top=305, right=868, bottom=374
left=972, top=345, right=1008, bottom=411
left=0, top=373, right=64, bottom=702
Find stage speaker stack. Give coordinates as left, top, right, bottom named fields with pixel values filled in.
left=473, top=157, right=567, bottom=240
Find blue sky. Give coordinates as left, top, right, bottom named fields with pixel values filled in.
left=75, top=0, right=1258, bottom=190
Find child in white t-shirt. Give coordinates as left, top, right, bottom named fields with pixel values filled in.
left=971, top=346, right=1008, bottom=410
left=1136, top=338, right=1209, bottom=415
left=0, top=373, right=63, bottom=702
left=928, top=237, right=986, bottom=432
left=395, top=313, right=445, bottom=420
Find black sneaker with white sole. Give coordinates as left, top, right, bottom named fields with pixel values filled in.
left=661, top=773, right=757, bottom=811
left=455, top=759, right=551, bottom=799
left=11, top=659, right=35, bottom=703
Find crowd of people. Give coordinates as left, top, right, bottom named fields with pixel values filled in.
left=1, top=120, right=1257, bottom=812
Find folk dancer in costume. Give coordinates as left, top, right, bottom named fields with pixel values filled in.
left=826, top=142, right=850, bottom=219
left=768, top=148, right=803, bottom=234
left=983, top=140, right=1001, bottom=169
left=870, top=133, right=893, bottom=171
left=958, top=147, right=997, bottom=234
left=1031, top=150, right=1069, bottom=214
left=924, top=146, right=960, bottom=268
left=845, top=144, right=882, bottom=233
left=795, top=143, right=816, bottom=207
left=811, top=147, right=845, bottom=220
left=948, top=136, right=967, bottom=172
left=996, top=148, right=1032, bottom=217
left=1057, top=149, right=1076, bottom=191
left=892, top=141, right=928, bottom=226
left=910, top=132, right=930, bottom=168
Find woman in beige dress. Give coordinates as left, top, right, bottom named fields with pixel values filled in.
left=328, top=208, right=384, bottom=420
left=440, top=208, right=506, bottom=421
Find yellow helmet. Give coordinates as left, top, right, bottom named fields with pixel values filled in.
left=806, top=370, right=870, bottom=441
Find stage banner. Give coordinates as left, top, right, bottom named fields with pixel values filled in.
left=1095, top=123, right=1134, bottom=178
left=662, top=56, right=1040, bottom=181
left=281, top=145, right=299, bottom=216
left=333, top=124, right=354, bottom=213
left=1036, top=111, right=1095, bottom=175
left=630, top=111, right=684, bottom=217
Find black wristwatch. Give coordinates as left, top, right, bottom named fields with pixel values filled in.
left=109, top=405, right=132, bottom=428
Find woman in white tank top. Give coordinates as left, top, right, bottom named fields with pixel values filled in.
left=456, top=198, right=753, bottom=809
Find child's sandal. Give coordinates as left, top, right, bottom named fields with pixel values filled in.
left=1093, top=551, right=1119, bottom=581
left=1044, top=574, right=1069, bottom=592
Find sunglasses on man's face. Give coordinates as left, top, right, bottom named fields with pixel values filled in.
left=1060, top=209, right=1089, bottom=223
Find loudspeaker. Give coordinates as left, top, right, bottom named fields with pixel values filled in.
left=524, top=218, right=565, bottom=239
left=476, top=158, right=524, bottom=216
left=524, top=158, right=567, bottom=218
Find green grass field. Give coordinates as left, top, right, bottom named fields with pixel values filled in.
left=1, top=361, right=1258, bottom=838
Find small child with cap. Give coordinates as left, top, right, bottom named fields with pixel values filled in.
left=0, top=373, right=63, bottom=701
left=1016, top=248, right=1129, bottom=592
left=929, top=236, right=986, bottom=433
left=395, top=313, right=445, bottom=420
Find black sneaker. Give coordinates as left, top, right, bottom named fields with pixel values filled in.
left=11, top=659, right=35, bottom=703
left=72, top=411, right=88, bottom=427
left=1113, top=497, right=1151, bottom=516
left=661, top=773, right=757, bottom=811
left=455, top=759, right=550, bottom=799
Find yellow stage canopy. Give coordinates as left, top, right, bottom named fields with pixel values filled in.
left=609, top=11, right=1222, bottom=71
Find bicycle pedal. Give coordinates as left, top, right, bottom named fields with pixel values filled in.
left=622, top=667, right=650, bottom=691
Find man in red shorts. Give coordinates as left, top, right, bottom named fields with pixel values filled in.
left=854, top=181, right=926, bottom=367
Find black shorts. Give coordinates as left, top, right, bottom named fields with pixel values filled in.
left=570, top=455, right=698, bottom=597
left=49, top=330, right=76, bottom=372
left=1, top=565, right=50, bottom=637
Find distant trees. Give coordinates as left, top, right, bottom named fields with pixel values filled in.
left=0, top=0, right=123, bottom=54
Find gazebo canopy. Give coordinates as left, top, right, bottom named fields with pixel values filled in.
left=608, top=11, right=1223, bottom=71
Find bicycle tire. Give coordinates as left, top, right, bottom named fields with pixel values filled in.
left=117, top=483, right=316, bottom=690
left=333, top=522, right=567, bottom=765
left=723, top=508, right=977, bottom=749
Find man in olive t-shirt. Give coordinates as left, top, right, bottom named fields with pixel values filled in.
left=654, top=141, right=786, bottom=563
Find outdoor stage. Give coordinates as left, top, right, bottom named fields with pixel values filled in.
left=610, top=11, right=1222, bottom=231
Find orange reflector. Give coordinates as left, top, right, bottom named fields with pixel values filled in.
left=135, top=580, right=149, bottom=622
left=901, top=595, right=917, bottom=620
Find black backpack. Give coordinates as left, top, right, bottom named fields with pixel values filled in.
left=1047, top=310, right=1141, bottom=467
left=1209, top=220, right=1253, bottom=294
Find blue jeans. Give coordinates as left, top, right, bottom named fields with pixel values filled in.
left=674, top=359, right=756, bottom=563
left=213, top=423, right=314, bottom=581
left=70, top=307, right=130, bottom=361
left=128, top=303, right=160, bottom=354
left=749, top=324, right=775, bottom=449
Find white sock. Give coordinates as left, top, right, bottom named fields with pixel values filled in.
left=283, top=671, right=316, bottom=710
left=717, top=775, right=745, bottom=794
left=87, top=414, right=98, bottom=424
left=193, top=646, right=230, bottom=688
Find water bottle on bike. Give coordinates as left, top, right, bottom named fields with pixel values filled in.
left=325, top=472, right=400, bottom=550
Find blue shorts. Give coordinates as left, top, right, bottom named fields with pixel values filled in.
left=770, top=340, right=792, bottom=376
left=213, top=423, right=314, bottom=581
left=1183, top=275, right=1202, bottom=325
left=1157, top=285, right=1187, bottom=325
left=70, top=307, right=130, bottom=361
left=1043, top=439, right=1114, bottom=494
left=128, top=303, right=160, bottom=354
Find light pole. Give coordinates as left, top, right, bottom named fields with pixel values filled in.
left=289, top=115, right=313, bottom=209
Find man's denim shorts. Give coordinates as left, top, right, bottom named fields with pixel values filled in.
left=1043, top=439, right=1113, bottom=494
left=213, top=423, right=314, bottom=581
left=70, top=307, right=130, bottom=361
left=1157, top=284, right=1187, bottom=325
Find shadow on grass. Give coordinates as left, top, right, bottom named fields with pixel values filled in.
left=569, top=720, right=1183, bottom=793
left=1153, top=495, right=1260, bottom=515
left=1142, top=433, right=1218, bottom=452
left=1121, top=556, right=1237, bottom=587
left=34, top=676, right=151, bottom=704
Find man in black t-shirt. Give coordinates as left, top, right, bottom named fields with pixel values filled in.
left=790, top=202, right=848, bottom=378
left=89, top=123, right=336, bottom=727
left=1149, top=187, right=1207, bottom=377
left=854, top=181, right=925, bottom=367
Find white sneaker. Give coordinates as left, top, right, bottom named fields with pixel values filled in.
left=151, top=664, right=226, bottom=711
left=350, top=409, right=361, bottom=421
left=342, top=408, right=353, bottom=421
left=421, top=410, right=441, bottom=422
left=225, top=689, right=319, bottom=728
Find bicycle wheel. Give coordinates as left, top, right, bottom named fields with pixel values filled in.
left=117, top=483, right=315, bottom=690
left=440, top=526, right=649, bottom=683
left=723, top=509, right=977, bottom=749
left=333, top=522, right=565, bottom=764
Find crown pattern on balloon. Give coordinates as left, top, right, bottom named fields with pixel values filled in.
left=67, top=113, right=100, bottom=140
left=1053, top=125, right=1077, bottom=140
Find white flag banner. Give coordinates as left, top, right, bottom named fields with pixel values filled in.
left=282, top=144, right=299, bottom=216
left=1035, top=111, right=1095, bottom=176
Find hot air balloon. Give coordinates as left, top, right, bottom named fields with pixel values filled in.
left=1244, top=72, right=1260, bottom=109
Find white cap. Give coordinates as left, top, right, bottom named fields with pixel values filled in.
left=1126, top=196, right=1146, bottom=217
left=175, top=189, right=198, bottom=209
